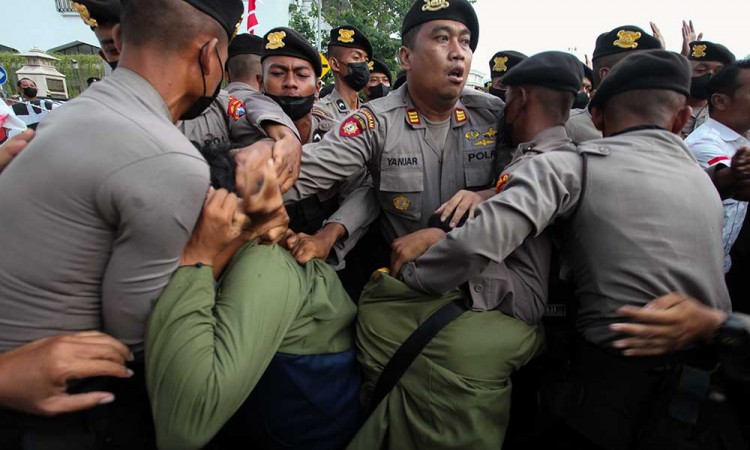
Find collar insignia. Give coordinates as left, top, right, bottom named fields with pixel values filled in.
left=336, top=99, right=348, bottom=112
left=72, top=2, right=98, bottom=28
left=406, top=108, right=422, bottom=126
left=338, top=29, right=356, bottom=44
left=454, top=108, right=467, bottom=124
left=692, top=44, right=707, bottom=58
left=422, top=0, right=450, bottom=12
left=613, top=30, right=641, bottom=49
left=493, top=56, right=508, bottom=72
left=266, top=31, right=287, bottom=50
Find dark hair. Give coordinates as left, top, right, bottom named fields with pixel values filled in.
left=194, top=141, right=237, bottom=192
left=708, top=58, right=750, bottom=112
left=227, top=54, right=262, bottom=82
left=16, top=78, right=33, bottom=88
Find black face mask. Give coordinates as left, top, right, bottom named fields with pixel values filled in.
left=181, top=46, right=223, bottom=121
left=488, top=87, right=506, bottom=101
left=343, top=62, right=370, bottom=91
left=501, top=95, right=524, bottom=147
left=22, top=87, right=37, bottom=98
left=368, top=83, right=390, bottom=100
left=108, top=60, right=118, bottom=70
left=572, top=92, right=590, bottom=109
left=690, top=74, right=712, bottom=100
left=267, top=94, right=316, bottom=121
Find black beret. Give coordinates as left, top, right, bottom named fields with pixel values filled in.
left=183, top=0, right=244, bottom=40
left=582, top=63, right=593, bottom=82
left=72, top=0, right=121, bottom=27
left=229, top=34, right=264, bottom=59
left=502, top=51, right=583, bottom=95
left=592, top=25, right=662, bottom=61
left=589, top=50, right=690, bottom=109
left=688, top=41, right=736, bottom=64
left=402, top=0, right=479, bottom=52
left=328, top=26, right=373, bottom=60
left=489, top=50, right=528, bottom=79
left=369, top=59, right=393, bottom=84
left=263, top=27, right=323, bottom=78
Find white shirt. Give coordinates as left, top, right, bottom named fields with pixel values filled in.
left=687, top=118, right=750, bottom=272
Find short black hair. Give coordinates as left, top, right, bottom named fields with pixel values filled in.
left=194, top=141, right=237, bottom=192
left=228, top=54, right=262, bottom=83
left=708, top=58, right=750, bottom=113
left=16, top=78, right=33, bottom=88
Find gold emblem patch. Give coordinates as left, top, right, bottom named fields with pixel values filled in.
left=72, top=2, right=98, bottom=28
left=493, top=56, right=509, bottom=72
left=692, top=44, right=708, bottom=58
left=613, top=30, right=641, bottom=49
left=474, top=138, right=495, bottom=147
left=406, top=109, right=422, bottom=126
left=393, top=195, right=411, bottom=211
left=266, top=31, right=287, bottom=50
left=465, top=130, right=480, bottom=140
left=338, top=29, right=356, bottom=44
left=422, top=0, right=450, bottom=11
left=368, top=61, right=374, bottom=71
left=484, top=127, right=498, bottom=138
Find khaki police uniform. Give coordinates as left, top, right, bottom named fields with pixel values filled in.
left=565, top=108, right=602, bottom=143
left=315, top=86, right=360, bottom=124
left=286, top=84, right=503, bottom=244
left=177, top=89, right=232, bottom=148
left=226, top=81, right=300, bottom=146
left=403, top=128, right=731, bottom=346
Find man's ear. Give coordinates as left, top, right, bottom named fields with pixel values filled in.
left=200, top=38, right=219, bottom=76
left=399, top=46, right=411, bottom=72
left=112, top=24, right=122, bottom=53
left=710, top=93, right=731, bottom=112
left=329, top=56, right=341, bottom=74
left=315, top=78, right=322, bottom=100
left=671, top=105, right=692, bottom=134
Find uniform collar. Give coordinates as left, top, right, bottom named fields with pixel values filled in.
left=705, top=118, right=748, bottom=144
left=402, top=86, right=468, bottom=130
left=111, top=68, right=171, bottom=122
left=226, top=81, right=256, bottom=92
left=517, top=126, right=570, bottom=153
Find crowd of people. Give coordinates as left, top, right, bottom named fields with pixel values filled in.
left=0, top=0, right=749, bottom=449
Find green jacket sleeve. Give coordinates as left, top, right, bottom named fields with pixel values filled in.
left=145, top=245, right=304, bottom=450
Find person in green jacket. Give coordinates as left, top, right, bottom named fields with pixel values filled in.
left=145, top=141, right=363, bottom=450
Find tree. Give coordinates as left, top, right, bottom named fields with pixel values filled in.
left=289, top=0, right=476, bottom=75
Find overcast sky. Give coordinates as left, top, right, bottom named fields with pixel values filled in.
left=469, top=0, right=750, bottom=79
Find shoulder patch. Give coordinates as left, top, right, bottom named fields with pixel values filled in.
left=406, top=108, right=422, bottom=126
left=227, top=96, right=246, bottom=121
left=360, top=108, right=376, bottom=129
left=312, top=107, right=331, bottom=118
left=340, top=114, right=367, bottom=137
left=495, top=173, right=510, bottom=193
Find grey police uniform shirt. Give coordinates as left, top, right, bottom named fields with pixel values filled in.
left=0, top=68, right=209, bottom=354
left=315, top=86, right=360, bottom=124
left=403, top=128, right=731, bottom=347
left=565, top=108, right=603, bottom=143
left=466, top=126, right=577, bottom=324
left=285, top=84, right=503, bottom=244
left=226, top=81, right=300, bottom=146
left=177, top=89, right=231, bottom=148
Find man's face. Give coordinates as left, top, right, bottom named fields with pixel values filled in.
left=691, top=60, right=724, bottom=77
left=581, top=77, right=593, bottom=95
left=331, top=47, right=368, bottom=76
left=402, top=20, right=473, bottom=102
left=261, top=56, right=318, bottom=98
left=94, top=23, right=120, bottom=63
left=367, top=72, right=390, bottom=89
left=725, top=69, right=750, bottom=129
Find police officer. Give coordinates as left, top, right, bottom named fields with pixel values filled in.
left=565, top=25, right=661, bottom=143
left=260, top=27, right=377, bottom=270
left=225, top=33, right=264, bottom=91
left=72, top=0, right=122, bottom=68
left=401, top=50, right=742, bottom=449
left=285, top=0, right=501, bottom=258
left=363, top=59, right=392, bottom=102
left=487, top=50, right=527, bottom=100
left=315, top=25, right=373, bottom=122
left=681, top=41, right=736, bottom=138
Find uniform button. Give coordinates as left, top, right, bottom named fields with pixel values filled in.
left=407, top=268, right=414, bottom=276
left=473, top=284, right=483, bottom=293
left=598, top=146, right=611, bottom=155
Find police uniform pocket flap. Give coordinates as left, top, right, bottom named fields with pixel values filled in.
left=464, top=165, right=492, bottom=188
left=378, top=171, right=423, bottom=222
left=379, top=170, right=424, bottom=193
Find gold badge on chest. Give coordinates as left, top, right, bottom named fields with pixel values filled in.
left=393, top=195, right=411, bottom=211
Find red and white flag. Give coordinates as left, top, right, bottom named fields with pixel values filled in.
left=247, top=0, right=259, bottom=34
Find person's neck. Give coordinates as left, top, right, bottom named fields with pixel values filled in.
left=333, top=76, right=360, bottom=110
left=118, top=49, right=195, bottom=123
left=294, top=114, right=312, bottom=143
left=711, top=112, right=749, bottom=136
left=408, top=89, right=456, bottom=122
left=516, top=115, right=560, bottom=144
left=603, top=117, right=671, bottom=137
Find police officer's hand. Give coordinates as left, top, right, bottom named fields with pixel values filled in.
left=0, top=129, right=34, bottom=174
left=0, top=331, right=133, bottom=416
left=237, top=158, right=289, bottom=245
left=435, top=189, right=491, bottom=228
left=609, top=293, right=727, bottom=356
left=264, top=123, right=302, bottom=193
left=680, top=20, right=703, bottom=56
left=649, top=22, right=666, bottom=49
left=390, top=228, right=447, bottom=276
left=286, top=223, right=346, bottom=265
left=181, top=188, right=241, bottom=267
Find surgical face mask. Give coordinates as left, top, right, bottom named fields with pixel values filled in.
left=343, top=61, right=370, bottom=91
left=181, top=46, right=223, bottom=121
left=22, top=87, right=37, bottom=98
left=488, top=87, right=506, bottom=101
left=267, top=94, right=316, bottom=121
left=690, top=74, right=712, bottom=100
left=368, top=83, right=390, bottom=100
left=572, top=92, right=590, bottom=109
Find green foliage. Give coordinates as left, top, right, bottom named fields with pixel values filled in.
left=0, top=52, right=105, bottom=98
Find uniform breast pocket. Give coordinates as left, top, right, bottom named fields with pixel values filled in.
left=463, top=145, right=496, bottom=188
left=378, top=170, right=424, bottom=222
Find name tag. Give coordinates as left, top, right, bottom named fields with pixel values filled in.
left=387, top=157, right=420, bottom=167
